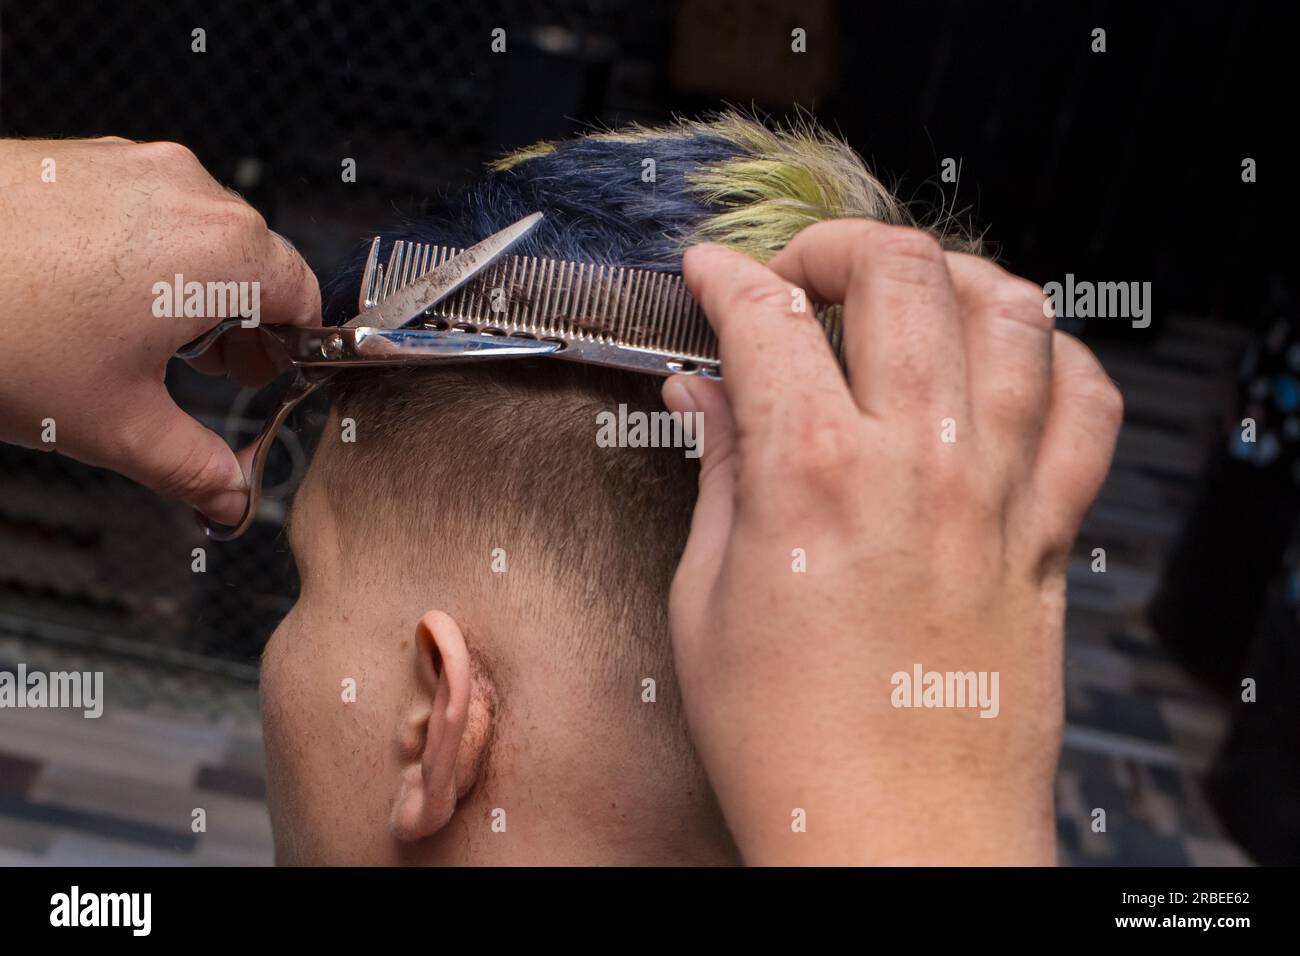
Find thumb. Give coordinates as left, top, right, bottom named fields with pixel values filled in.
left=662, top=374, right=737, bottom=594
left=115, top=395, right=249, bottom=525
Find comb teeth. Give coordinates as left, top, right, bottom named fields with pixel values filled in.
left=360, top=239, right=842, bottom=376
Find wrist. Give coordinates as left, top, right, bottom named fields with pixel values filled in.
left=724, top=772, right=1057, bottom=866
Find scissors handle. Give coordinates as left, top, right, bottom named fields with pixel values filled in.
left=197, top=370, right=325, bottom=541
left=175, top=319, right=258, bottom=361
left=184, top=211, right=547, bottom=541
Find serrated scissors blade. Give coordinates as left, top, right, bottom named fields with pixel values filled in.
left=343, top=211, right=543, bottom=331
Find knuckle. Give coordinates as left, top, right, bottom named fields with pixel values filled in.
left=857, top=226, right=949, bottom=291
left=1004, top=276, right=1051, bottom=308
left=137, top=139, right=200, bottom=166
left=209, top=197, right=268, bottom=237
left=821, top=217, right=880, bottom=248
left=1060, top=339, right=1125, bottom=432
left=1008, top=275, right=1047, bottom=301
left=867, top=225, right=946, bottom=266
left=990, top=278, right=1054, bottom=330
left=1088, top=377, right=1125, bottom=430
left=947, top=249, right=997, bottom=276
left=783, top=217, right=871, bottom=256
left=735, top=277, right=796, bottom=314
left=788, top=415, right=866, bottom=482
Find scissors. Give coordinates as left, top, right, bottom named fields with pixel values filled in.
left=176, top=212, right=551, bottom=541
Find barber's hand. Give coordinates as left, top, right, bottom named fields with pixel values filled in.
left=662, top=222, right=1121, bottom=865
left=0, top=137, right=319, bottom=522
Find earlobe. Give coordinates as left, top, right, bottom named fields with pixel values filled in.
left=389, top=609, right=492, bottom=842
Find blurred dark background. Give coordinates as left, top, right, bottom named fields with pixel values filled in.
left=0, top=0, right=1294, bottom=865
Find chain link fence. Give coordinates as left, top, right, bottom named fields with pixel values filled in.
left=0, top=0, right=652, bottom=671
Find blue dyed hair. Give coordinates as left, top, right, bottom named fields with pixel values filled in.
left=322, top=111, right=971, bottom=323
left=323, top=131, right=740, bottom=323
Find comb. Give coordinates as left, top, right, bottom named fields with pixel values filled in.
left=357, top=238, right=843, bottom=379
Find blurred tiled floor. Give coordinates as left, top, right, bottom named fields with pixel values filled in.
left=0, top=318, right=1257, bottom=865
left=1056, top=317, right=1252, bottom=865
left=0, top=637, right=270, bottom=865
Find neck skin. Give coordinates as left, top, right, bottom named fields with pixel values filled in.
left=419, top=659, right=739, bottom=864
left=408, top=611, right=741, bottom=865
left=408, top=777, right=743, bottom=866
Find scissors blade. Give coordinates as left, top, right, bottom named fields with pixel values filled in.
left=343, top=212, right=544, bottom=331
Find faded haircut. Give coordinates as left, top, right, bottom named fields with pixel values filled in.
left=307, top=112, right=978, bottom=717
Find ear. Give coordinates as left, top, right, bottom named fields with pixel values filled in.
left=389, top=609, right=493, bottom=842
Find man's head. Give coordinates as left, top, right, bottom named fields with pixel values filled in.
left=259, top=113, right=979, bottom=865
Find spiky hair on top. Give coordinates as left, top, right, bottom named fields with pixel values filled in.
left=323, top=111, right=980, bottom=323
left=493, top=112, right=981, bottom=263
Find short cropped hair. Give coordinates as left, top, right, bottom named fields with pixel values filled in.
left=308, top=113, right=978, bottom=728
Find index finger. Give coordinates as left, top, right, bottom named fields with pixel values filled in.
left=256, top=229, right=321, bottom=328
left=182, top=230, right=319, bottom=383
left=179, top=230, right=315, bottom=382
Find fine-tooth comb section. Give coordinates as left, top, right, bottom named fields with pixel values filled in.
left=361, top=239, right=844, bottom=376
